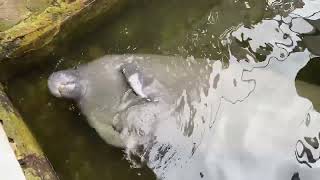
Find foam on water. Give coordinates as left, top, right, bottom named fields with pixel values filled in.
left=121, top=1, right=320, bottom=179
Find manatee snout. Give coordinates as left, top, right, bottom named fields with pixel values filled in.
left=48, top=70, right=85, bottom=100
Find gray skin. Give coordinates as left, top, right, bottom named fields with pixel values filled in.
left=48, top=54, right=213, bottom=147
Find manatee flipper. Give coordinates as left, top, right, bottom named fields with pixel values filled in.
left=121, top=63, right=155, bottom=102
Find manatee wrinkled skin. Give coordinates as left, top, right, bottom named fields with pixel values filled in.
left=48, top=54, right=213, bottom=147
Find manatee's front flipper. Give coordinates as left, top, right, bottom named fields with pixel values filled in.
left=121, top=63, right=155, bottom=102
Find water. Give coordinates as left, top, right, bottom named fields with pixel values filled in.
left=5, top=0, right=320, bottom=180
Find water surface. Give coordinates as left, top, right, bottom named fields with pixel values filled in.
left=5, top=0, right=320, bottom=180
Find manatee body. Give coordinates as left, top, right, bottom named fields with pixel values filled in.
left=48, top=54, right=213, bottom=147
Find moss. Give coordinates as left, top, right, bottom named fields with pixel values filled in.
left=0, top=0, right=31, bottom=31
left=0, top=0, right=127, bottom=59
left=0, top=0, right=127, bottom=80
left=0, top=0, right=86, bottom=58
left=0, top=84, right=58, bottom=180
left=0, top=21, right=16, bottom=32
left=26, top=0, right=53, bottom=13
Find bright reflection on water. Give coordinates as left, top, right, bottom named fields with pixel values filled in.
left=123, top=1, right=320, bottom=179
left=5, top=0, right=320, bottom=180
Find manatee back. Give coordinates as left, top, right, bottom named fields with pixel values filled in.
left=77, top=54, right=212, bottom=123
left=72, top=54, right=213, bottom=147
left=75, top=56, right=129, bottom=147
left=118, top=54, right=213, bottom=103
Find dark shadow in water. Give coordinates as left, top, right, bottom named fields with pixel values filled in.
left=296, top=57, right=320, bottom=112
left=297, top=57, right=320, bottom=85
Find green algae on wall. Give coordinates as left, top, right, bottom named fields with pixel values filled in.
left=0, top=0, right=127, bottom=61
left=0, top=83, right=58, bottom=180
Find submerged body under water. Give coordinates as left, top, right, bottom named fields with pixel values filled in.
left=6, top=0, right=320, bottom=180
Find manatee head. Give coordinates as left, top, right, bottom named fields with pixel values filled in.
left=48, top=70, right=86, bottom=100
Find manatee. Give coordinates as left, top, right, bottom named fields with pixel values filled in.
left=48, top=53, right=320, bottom=180
left=48, top=54, right=214, bottom=147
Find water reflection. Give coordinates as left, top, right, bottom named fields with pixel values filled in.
left=121, top=1, right=320, bottom=180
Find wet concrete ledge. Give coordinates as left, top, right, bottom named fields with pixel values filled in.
left=0, top=0, right=128, bottom=80
left=0, top=83, right=58, bottom=179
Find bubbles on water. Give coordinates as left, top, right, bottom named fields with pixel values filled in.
left=268, top=0, right=305, bottom=15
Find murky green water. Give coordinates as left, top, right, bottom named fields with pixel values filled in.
left=4, top=0, right=320, bottom=180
